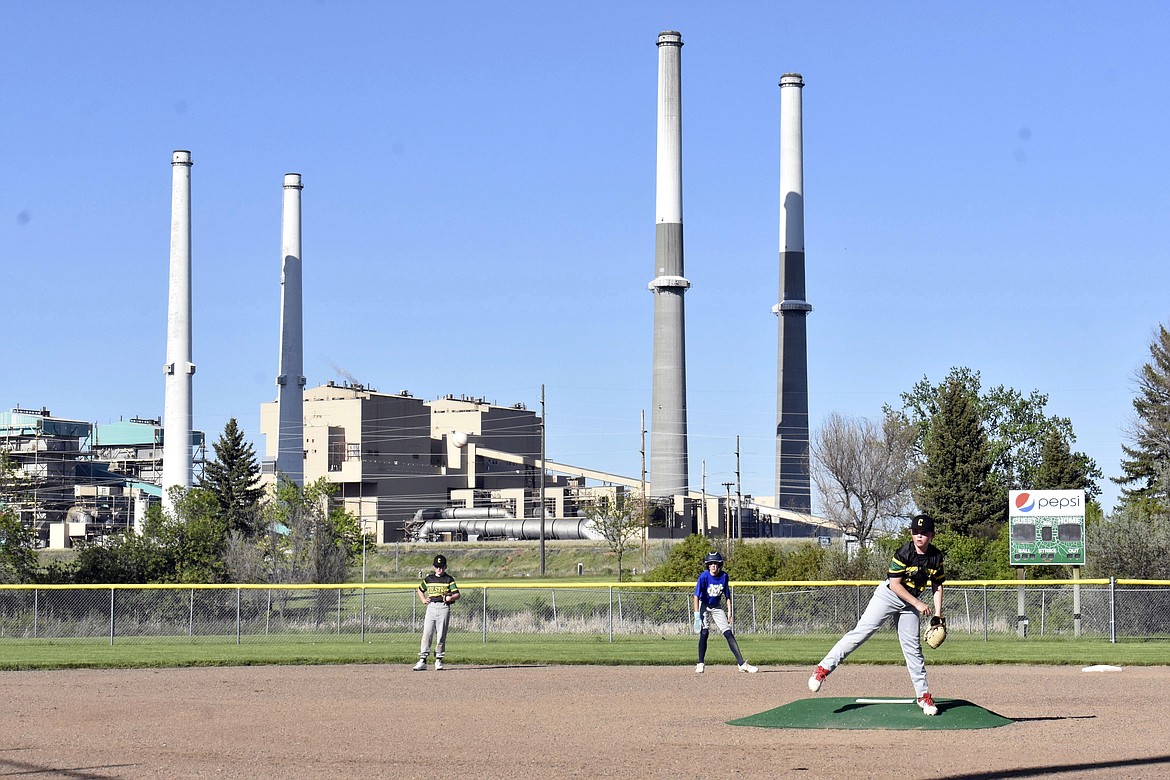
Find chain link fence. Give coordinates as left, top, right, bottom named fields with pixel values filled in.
left=1, top=580, right=1168, bottom=644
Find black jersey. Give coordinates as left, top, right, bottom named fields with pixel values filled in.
left=419, top=572, right=459, bottom=603
left=887, top=542, right=945, bottom=598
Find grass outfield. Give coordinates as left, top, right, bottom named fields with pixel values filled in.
left=1, top=633, right=1165, bottom=671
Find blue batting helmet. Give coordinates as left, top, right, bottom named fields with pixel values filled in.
left=703, top=551, right=723, bottom=566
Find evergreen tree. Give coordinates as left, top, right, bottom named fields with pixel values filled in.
left=1034, top=428, right=1101, bottom=492
left=915, top=377, right=1004, bottom=538
left=200, top=418, right=264, bottom=537
left=1115, top=323, right=1170, bottom=510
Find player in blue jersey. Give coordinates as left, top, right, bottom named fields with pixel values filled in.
left=692, top=551, right=758, bottom=674
left=807, top=513, right=946, bottom=715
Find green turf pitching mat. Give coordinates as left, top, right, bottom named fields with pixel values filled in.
left=728, top=697, right=1012, bottom=730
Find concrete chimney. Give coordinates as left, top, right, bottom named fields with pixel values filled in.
left=773, top=74, right=813, bottom=512
left=648, top=30, right=690, bottom=501
left=275, top=173, right=305, bottom=485
left=162, top=149, right=195, bottom=513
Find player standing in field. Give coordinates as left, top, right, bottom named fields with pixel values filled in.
left=693, top=551, right=758, bottom=674
left=807, top=513, right=946, bottom=715
left=414, top=554, right=460, bottom=671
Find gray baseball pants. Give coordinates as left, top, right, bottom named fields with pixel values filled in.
left=817, top=582, right=929, bottom=696
left=418, top=602, right=452, bottom=660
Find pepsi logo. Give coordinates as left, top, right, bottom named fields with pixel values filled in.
left=1015, top=492, right=1035, bottom=512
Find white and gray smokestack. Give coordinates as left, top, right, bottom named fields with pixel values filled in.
left=275, top=173, right=305, bottom=485
left=773, top=74, right=813, bottom=512
left=162, top=149, right=195, bottom=513
left=648, top=30, right=690, bottom=500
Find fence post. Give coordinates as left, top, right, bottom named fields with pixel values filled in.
left=266, top=589, right=272, bottom=636
left=236, top=587, right=242, bottom=646
left=189, top=589, right=194, bottom=637
left=336, top=588, right=342, bottom=635
left=361, top=586, right=366, bottom=643
left=33, top=588, right=38, bottom=639
left=482, top=587, right=488, bottom=643
left=1110, top=576, right=1116, bottom=644
left=551, top=589, right=558, bottom=631
left=982, top=585, right=988, bottom=641
left=1072, top=567, right=1082, bottom=638
left=608, top=587, right=614, bottom=643
left=109, top=588, right=115, bottom=646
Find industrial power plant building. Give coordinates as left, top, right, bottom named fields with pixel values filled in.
left=258, top=382, right=824, bottom=543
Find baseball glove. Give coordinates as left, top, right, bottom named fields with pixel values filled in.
left=924, top=615, right=947, bottom=649
left=693, top=611, right=703, bottom=634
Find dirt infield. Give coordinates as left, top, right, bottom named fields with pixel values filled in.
left=2, top=663, right=1167, bottom=779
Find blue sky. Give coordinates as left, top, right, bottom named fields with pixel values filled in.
left=4, top=2, right=1169, bottom=513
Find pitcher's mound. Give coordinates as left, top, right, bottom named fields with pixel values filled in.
left=728, top=697, right=1012, bottom=730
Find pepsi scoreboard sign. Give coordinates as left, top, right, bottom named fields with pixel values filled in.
left=1008, top=490, right=1086, bottom=566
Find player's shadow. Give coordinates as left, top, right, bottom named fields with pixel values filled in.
left=936, top=754, right=1170, bottom=780
left=458, top=663, right=549, bottom=671
left=1010, top=715, right=1097, bottom=722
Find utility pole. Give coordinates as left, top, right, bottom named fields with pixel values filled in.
left=640, top=409, right=647, bottom=566
left=539, top=384, right=547, bottom=577
left=722, top=481, right=734, bottom=558
left=735, top=435, right=742, bottom=540
left=701, top=460, right=708, bottom=536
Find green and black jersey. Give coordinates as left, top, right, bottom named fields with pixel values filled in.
left=419, top=572, right=459, bottom=603
left=888, top=542, right=945, bottom=598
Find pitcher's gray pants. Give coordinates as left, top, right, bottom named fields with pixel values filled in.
left=817, top=582, right=929, bottom=696
left=419, top=602, right=451, bottom=660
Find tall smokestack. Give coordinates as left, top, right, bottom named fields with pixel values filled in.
left=275, top=173, right=305, bottom=485
left=648, top=30, right=690, bottom=501
left=773, top=74, right=813, bottom=512
left=162, top=149, right=195, bottom=512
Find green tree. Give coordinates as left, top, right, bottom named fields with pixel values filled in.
left=890, top=366, right=1100, bottom=496
left=915, top=376, right=1004, bottom=538
left=71, top=489, right=229, bottom=584
left=1115, top=323, right=1170, bottom=511
left=585, top=492, right=648, bottom=582
left=0, top=506, right=36, bottom=583
left=200, top=418, right=264, bottom=538
left=265, top=478, right=363, bottom=584
left=642, top=534, right=713, bottom=582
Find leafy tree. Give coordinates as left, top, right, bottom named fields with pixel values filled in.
left=265, top=478, right=363, bottom=584
left=0, top=451, right=31, bottom=527
left=915, top=376, right=1004, bottom=538
left=1085, top=504, right=1170, bottom=579
left=810, top=413, right=916, bottom=546
left=642, top=534, right=713, bottom=582
left=1115, top=323, right=1170, bottom=510
left=159, top=487, right=230, bottom=583
left=724, top=540, right=786, bottom=581
left=890, top=366, right=1100, bottom=496
left=200, top=418, right=264, bottom=538
left=72, top=488, right=229, bottom=584
left=0, top=506, right=36, bottom=583
left=585, top=492, right=648, bottom=582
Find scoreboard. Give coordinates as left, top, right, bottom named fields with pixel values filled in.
left=1008, top=489, right=1086, bottom=566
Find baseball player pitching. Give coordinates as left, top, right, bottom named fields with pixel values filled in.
left=693, top=551, right=758, bottom=674
left=414, top=554, right=460, bottom=671
left=807, top=513, right=946, bottom=715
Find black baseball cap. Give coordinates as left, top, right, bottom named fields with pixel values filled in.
left=910, top=514, right=936, bottom=534
left=433, top=554, right=448, bottom=569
